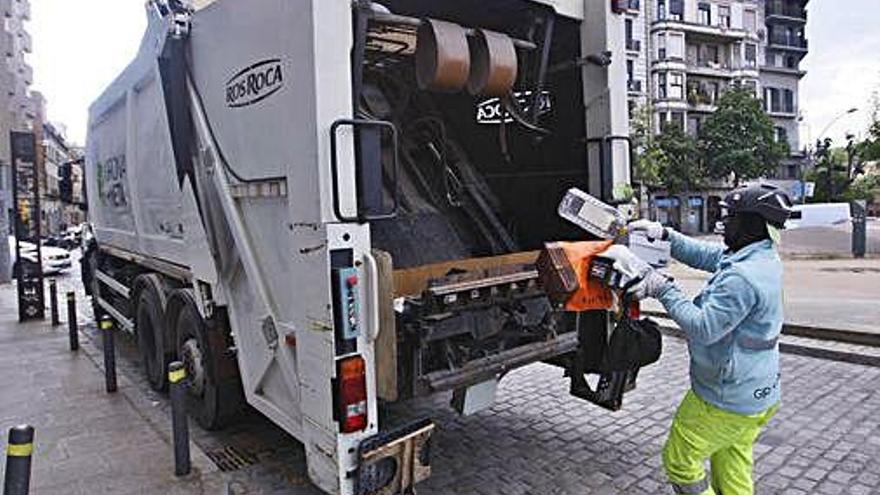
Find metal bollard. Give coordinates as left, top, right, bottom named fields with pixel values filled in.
left=168, top=361, right=191, bottom=476
left=67, top=292, right=78, bottom=351
left=49, top=279, right=59, bottom=326
left=3, top=425, right=34, bottom=495
left=100, top=316, right=117, bottom=393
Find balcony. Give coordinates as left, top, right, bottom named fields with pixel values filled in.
left=765, top=2, right=807, bottom=23
left=768, top=34, right=808, bottom=52
left=686, top=86, right=719, bottom=112
left=20, top=62, right=31, bottom=85
left=653, top=18, right=748, bottom=41
left=3, top=31, right=13, bottom=56
left=760, top=64, right=807, bottom=78
left=627, top=79, right=643, bottom=94
left=686, top=60, right=736, bottom=78
left=626, top=38, right=641, bottom=53
left=20, top=31, right=30, bottom=53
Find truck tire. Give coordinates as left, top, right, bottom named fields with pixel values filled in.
left=134, top=276, right=170, bottom=392
left=174, top=298, right=240, bottom=430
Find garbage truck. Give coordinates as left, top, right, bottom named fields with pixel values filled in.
left=83, top=0, right=637, bottom=493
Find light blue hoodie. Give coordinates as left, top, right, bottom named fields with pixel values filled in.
left=657, top=232, right=783, bottom=415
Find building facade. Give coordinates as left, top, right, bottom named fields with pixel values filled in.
left=0, top=0, right=38, bottom=281
left=624, top=0, right=808, bottom=233
left=761, top=0, right=808, bottom=186
left=41, top=122, right=85, bottom=236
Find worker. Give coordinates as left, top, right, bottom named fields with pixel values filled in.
left=602, top=184, right=795, bottom=495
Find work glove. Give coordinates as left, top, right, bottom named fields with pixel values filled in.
left=601, top=245, right=673, bottom=300
left=628, top=220, right=668, bottom=242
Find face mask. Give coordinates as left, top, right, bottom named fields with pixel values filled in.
left=723, top=213, right=769, bottom=252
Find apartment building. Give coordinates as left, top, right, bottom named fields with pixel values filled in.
left=0, top=0, right=37, bottom=281
left=761, top=0, right=808, bottom=183
left=42, top=122, right=85, bottom=235
left=624, top=0, right=808, bottom=232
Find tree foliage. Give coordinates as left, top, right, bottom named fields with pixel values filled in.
left=859, top=89, right=880, bottom=161
left=697, top=88, right=787, bottom=185
left=843, top=174, right=880, bottom=203
left=654, top=123, right=703, bottom=193
left=630, top=104, right=662, bottom=185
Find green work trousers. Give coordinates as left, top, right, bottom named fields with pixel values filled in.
left=662, top=390, right=778, bottom=495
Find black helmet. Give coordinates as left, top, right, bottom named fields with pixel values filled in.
left=720, top=184, right=794, bottom=229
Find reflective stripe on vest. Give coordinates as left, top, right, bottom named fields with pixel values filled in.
left=672, top=477, right=709, bottom=494
left=738, top=335, right=779, bottom=350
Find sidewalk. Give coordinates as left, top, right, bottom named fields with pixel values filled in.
left=0, top=280, right=225, bottom=494
left=645, top=256, right=880, bottom=334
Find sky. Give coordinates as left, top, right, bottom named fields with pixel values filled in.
left=27, top=0, right=880, bottom=148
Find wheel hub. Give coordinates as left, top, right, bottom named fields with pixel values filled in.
left=181, top=338, right=206, bottom=396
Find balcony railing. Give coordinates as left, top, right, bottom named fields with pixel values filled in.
left=765, top=2, right=807, bottom=21
left=768, top=34, right=808, bottom=50
left=626, top=39, right=641, bottom=52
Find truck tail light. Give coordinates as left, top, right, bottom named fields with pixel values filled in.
left=338, top=355, right=368, bottom=433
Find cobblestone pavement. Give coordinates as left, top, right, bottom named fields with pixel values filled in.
left=405, top=339, right=880, bottom=495
left=2, top=268, right=880, bottom=494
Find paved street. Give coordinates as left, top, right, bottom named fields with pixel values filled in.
left=1, top=264, right=879, bottom=494
left=778, top=221, right=880, bottom=258
left=644, top=252, right=880, bottom=334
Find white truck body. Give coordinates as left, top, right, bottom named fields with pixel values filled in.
left=85, top=1, right=633, bottom=493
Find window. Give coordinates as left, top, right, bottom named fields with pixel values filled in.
left=744, top=9, right=756, bottom=32
left=669, top=0, right=683, bottom=20
left=783, top=89, right=794, bottom=113
left=669, top=72, right=684, bottom=99
left=671, top=112, right=685, bottom=130
left=625, top=19, right=633, bottom=43
left=627, top=60, right=634, bottom=82
left=764, top=87, right=780, bottom=113
left=708, top=81, right=720, bottom=102
left=785, top=56, right=797, bottom=69
left=688, top=116, right=702, bottom=135
left=744, top=43, right=757, bottom=67
left=657, top=0, right=666, bottom=20
left=775, top=127, right=789, bottom=146
left=698, top=3, right=711, bottom=25
left=657, top=33, right=667, bottom=59
left=669, top=32, right=685, bottom=58
left=706, top=45, right=720, bottom=65
left=658, top=72, right=668, bottom=98
left=719, top=5, right=731, bottom=27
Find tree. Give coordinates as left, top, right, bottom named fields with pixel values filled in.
left=631, top=103, right=704, bottom=194
left=843, top=173, right=880, bottom=203
left=654, top=123, right=703, bottom=193
left=806, top=139, right=849, bottom=202
left=697, top=87, right=787, bottom=185
left=630, top=104, right=662, bottom=186
left=858, top=88, right=880, bottom=161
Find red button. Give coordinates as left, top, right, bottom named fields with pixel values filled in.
left=347, top=275, right=359, bottom=287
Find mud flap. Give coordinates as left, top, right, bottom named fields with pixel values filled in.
left=356, top=419, right=435, bottom=495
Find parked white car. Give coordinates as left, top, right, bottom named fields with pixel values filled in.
left=8, top=236, right=73, bottom=275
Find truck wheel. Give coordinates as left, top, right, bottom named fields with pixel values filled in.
left=175, top=302, right=240, bottom=430
left=135, top=280, right=169, bottom=392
